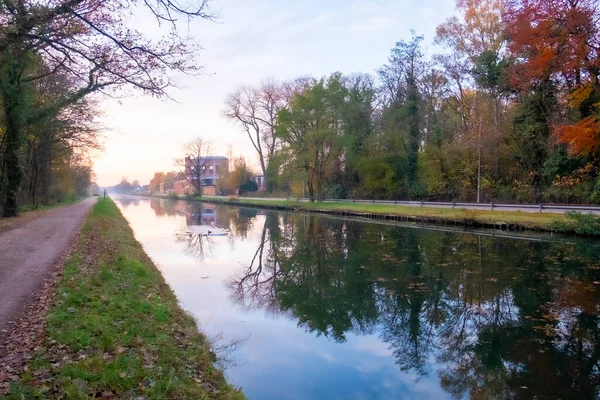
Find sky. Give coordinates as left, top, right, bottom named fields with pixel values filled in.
left=93, top=0, right=458, bottom=187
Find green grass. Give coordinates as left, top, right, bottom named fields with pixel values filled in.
left=18, top=195, right=82, bottom=214
left=190, top=196, right=573, bottom=232
left=3, top=198, right=243, bottom=400
left=549, top=211, right=600, bottom=236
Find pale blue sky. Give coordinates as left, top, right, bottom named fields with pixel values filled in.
left=94, top=0, right=457, bottom=186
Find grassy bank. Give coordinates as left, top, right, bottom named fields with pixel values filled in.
left=190, top=196, right=580, bottom=232
left=3, top=198, right=243, bottom=399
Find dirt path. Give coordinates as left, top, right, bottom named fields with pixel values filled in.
left=0, top=197, right=96, bottom=344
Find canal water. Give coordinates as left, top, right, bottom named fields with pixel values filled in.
left=115, top=197, right=600, bottom=400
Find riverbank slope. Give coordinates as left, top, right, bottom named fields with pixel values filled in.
left=1, top=198, right=243, bottom=399
left=166, top=195, right=599, bottom=235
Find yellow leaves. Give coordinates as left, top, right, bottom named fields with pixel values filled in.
left=567, top=83, right=594, bottom=109
left=553, top=162, right=595, bottom=188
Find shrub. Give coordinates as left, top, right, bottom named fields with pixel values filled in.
left=550, top=212, right=600, bottom=236
left=167, top=192, right=179, bottom=199
left=239, top=180, right=258, bottom=194
left=591, top=175, right=600, bottom=204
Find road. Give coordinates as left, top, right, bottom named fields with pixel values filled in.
left=202, top=196, right=600, bottom=214
left=0, top=197, right=96, bottom=344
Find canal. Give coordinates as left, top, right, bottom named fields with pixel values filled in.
left=115, top=196, right=600, bottom=400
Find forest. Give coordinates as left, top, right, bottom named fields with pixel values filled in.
left=0, top=60, right=99, bottom=212
left=225, top=0, right=600, bottom=204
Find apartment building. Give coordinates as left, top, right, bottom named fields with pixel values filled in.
left=173, top=156, right=229, bottom=196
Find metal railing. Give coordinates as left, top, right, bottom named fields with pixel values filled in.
left=202, top=195, right=600, bottom=214
left=322, top=199, right=600, bottom=213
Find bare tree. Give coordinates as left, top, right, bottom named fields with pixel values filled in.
left=227, top=221, right=283, bottom=314
left=224, top=80, right=286, bottom=190
left=175, top=230, right=214, bottom=260
left=175, top=138, right=213, bottom=196
left=0, top=0, right=214, bottom=216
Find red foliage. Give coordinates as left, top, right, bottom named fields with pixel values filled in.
left=504, top=0, right=599, bottom=89
left=555, top=116, right=600, bottom=156
left=505, top=0, right=600, bottom=154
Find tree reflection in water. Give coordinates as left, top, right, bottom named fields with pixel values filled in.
left=175, top=230, right=215, bottom=260
left=227, top=211, right=600, bottom=399
left=139, top=198, right=600, bottom=398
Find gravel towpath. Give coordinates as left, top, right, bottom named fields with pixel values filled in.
left=0, top=197, right=96, bottom=344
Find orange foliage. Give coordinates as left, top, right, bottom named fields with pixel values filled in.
left=506, top=0, right=600, bottom=154
left=555, top=117, right=600, bottom=156
left=505, top=0, right=600, bottom=89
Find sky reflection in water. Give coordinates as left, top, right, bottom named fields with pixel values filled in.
left=115, top=197, right=600, bottom=400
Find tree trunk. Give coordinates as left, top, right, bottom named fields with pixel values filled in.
left=307, top=180, right=315, bottom=202
left=259, top=156, right=268, bottom=193
left=477, top=128, right=482, bottom=204
left=2, top=117, right=24, bottom=217
left=477, top=103, right=482, bottom=204
left=1, top=55, right=26, bottom=217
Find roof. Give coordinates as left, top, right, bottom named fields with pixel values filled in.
left=188, top=156, right=228, bottom=161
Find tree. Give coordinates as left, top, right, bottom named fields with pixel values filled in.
left=505, top=0, right=600, bottom=156
left=175, top=138, right=213, bottom=196
left=276, top=74, right=345, bottom=202
left=0, top=0, right=213, bottom=216
left=377, top=32, right=426, bottom=192
left=337, top=73, right=375, bottom=197
left=435, top=0, right=508, bottom=202
left=227, top=156, right=254, bottom=194
left=12, top=71, right=102, bottom=206
left=224, top=80, right=286, bottom=191
left=164, top=171, right=180, bottom=190
left=112, top=177, right=131, bottom=194
left=239, top=180, right=258, bottom=194
left=509, top=81, right=557, bottom=195
left=149, top=172, right=166, bottom=193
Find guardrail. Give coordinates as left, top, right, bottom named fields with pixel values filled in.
left=201, top=195, right=600, bottom=213
left=320, top=199, right=600, bottom=213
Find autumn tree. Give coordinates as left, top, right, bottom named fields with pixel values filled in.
left=505, top=0, right=600, bottom=156
left=435, top=0, right=508, bottom=202
left=149, top=172, right=166, bottom=193
left=0, top=0, right=213, bottom=217
left=221, top=0, right=600, bottom=204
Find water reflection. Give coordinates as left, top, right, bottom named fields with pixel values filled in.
left=228, top=212, right=600, bottom=399
left=128, top=198, right=600, bottom=399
